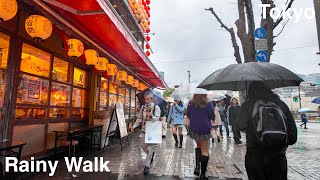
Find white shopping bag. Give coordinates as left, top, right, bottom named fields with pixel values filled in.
left=145, top=121, right=162, bottom=144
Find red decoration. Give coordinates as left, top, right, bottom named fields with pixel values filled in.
left=146, top=36, right=150, bottom=41
left=148, top=21, right=150, bottom=25
left=146, top=29, right=150, bottom=33
left=146, top=51, right=151, bottom=56
left=93, top=66, right=101, bottom=74
left=102, top=71, right=109, bottom=79
left=146, top=0, right=150, bottom=5
left=147, top=6, right=150, bottom=11
left=146, top=44, right=150, bottom=49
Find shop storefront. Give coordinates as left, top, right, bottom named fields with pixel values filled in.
left=0, top=0, right=167, bottom=158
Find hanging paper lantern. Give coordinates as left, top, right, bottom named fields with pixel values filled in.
left=125, top=75, right=134, bottom=85
left=141, top=19, right=148, bottom=27
left=25, top=15, right=53, bottom=41
left=146, top=6, right=150, bottom=11
left=84, top=49, right=99, bottom=65
left=67, top=39, right=84, bottom=58
left=138, top=13, right=145, bottom=20
left=146, top=50, right=151, bottom=56
left=116, top=70, right=128, bottom=81
left=107, top=63, right=118, bottom=76
left=146, top=29, right=150, bottom=33
left=128, top=0, right=136, bottom=6
left=145, top=44, right=150, bottom=49
left=0, top=0, right=18, bottom=22
left=93, top=66, right=102, bottom=74
left=133, top=79, right=139, bottom=87
left=133, top=3, right=140, bottom=9
left=134, top=8, right=143, bottom=15
left=138, top=82, right=146, bottom=90
left=95, top=57, right=109, bottom=71
left=146, top=36, right=150, bottom=41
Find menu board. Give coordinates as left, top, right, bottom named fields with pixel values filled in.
left=115, top=102, right=128, bottom=138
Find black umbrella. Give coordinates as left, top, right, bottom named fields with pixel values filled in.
left=198, top=62, right=304, bottom=91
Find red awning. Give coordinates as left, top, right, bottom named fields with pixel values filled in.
left=42, top=0, right=167, bottom=89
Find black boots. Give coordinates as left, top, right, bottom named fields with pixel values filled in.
left=200, top=155, right=209, bottom=179
left=179, top=135, right=183, bottom=148
left=194, top=148, right=201, bottom=176
left=173, top=134, right=178, bottom=147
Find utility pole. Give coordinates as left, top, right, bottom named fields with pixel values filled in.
left=187, top=70, right=191, bottom=84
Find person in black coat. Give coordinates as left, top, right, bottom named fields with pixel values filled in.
left=227, top=98, right=242, bottom=144
left=238, top=82, right=297, bottom=180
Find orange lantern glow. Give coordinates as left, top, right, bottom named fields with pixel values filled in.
left=84, top=49, right=99, bottom=65
left=126, top=75, right=134, bottom=85
left=95, top=57, right=109, bottom=71
left=25, top=15, right=53, bottom=41
left=133, top=79, right=139, bottom=87
left=138, top=82, right=146, bottom=90
left=67, top=39, right=84, bottom=58
left=116, top=70, right=128, bottom=81
left=0, top=0, right=18, bottom=22
left=107, top=63, right=118, bottom=76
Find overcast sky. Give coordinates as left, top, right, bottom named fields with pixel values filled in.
left=148, top=0, right=320, bottom=87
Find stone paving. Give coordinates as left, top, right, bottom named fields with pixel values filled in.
left=29, top=123, right=320, bottom=180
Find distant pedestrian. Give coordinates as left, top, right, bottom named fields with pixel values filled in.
left=187, top=94, right=215, bottom=179
left=300, top=113, right=308, bottom=129
left=211, top=101, right=222, bottom=144
left=218, top=99, right=230, bottom=138
left=238, top=82, right=297, bottom=180
left=168, top=96, right=184, bottom=148
left=227, top=98, right=242, bottom=144
left=131, top=92, right=161, bottom=175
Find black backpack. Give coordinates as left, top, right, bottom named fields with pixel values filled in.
left=252, top=100, right=288, bottom=149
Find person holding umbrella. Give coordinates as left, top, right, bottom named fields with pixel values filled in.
left=300, top=113, right=308, bottom=129
left=168, top=95, right=185, bottom=148
left=227, top=97, right=242, bottom=144
left=187, top=93, right=215, bottom=179
left=237, top=82, right=297, bottom=180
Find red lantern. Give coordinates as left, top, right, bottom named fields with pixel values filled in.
left=148, top=21, right=150, bottom=25
left=146, top=44, right=150, bottom=49
left=146, top=51, right=151, bottom=56
left=146, top=29, right=150, bottom=33
left=147, top=6, right=150, bottom=11
left=146, top=0, right=150, bottom=5
left=146, top=36, right=150, bottom=41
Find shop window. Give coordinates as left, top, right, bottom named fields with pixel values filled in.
left=50, top=82, right=71, bottom=106
left=21, top=44, right=51, bottom=77
left=53, top=57, right=69, bottom=83
left=73, top=68, right=86, bottom=88
left=72, top=88, right=86, bottom=108
left=49, top=108, right=69, bottom=118
left=15, top=107, right=46, bottom=119
left=99, top=77, right=108, bottom=110
left=0, top=32, right=10, bottom=69
left=130, top=89, right=136, bottom=117
left=108, top=93, right=117, bottom=109
left=16, top=74, right=49, bottom=105
left=0, top=71, right=6, bottom=109
left=71, top=109, right=86, bottom=118
left=125, top=88, right=130, bottom=118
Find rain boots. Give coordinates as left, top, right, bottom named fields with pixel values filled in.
left=173, top=134, right=178, bottom=147
left=194, top=148, right=201, bottom=176
left=200, top=155, right=209, bottom=179
left=179, top=135, right=183, bottom=148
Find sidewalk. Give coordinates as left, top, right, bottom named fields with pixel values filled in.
left=29, top=123, right=320, bottom=180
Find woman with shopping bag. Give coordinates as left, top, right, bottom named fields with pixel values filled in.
left=131, top=92, right=161, bottom=175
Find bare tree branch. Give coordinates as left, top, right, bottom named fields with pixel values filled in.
left=205, top=8, right=242, bottom=64
left=273, top=0, right=295, bottom=29
left=274, top=17, right=290, bottom=38
left=244, top=0, right=256, bottom=62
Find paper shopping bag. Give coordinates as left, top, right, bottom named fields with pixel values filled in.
left=145, top=121, right=162, bottom=144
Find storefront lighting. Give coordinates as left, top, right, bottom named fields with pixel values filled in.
left=95, top=57, right=109, bottom=71
left=126, top=75, right=134, bottom=85
left=84, top=49, right=99, bottom=65
left=107, top=63, right=118, bottom=76
left=0, top=0, right=18, bottom=22
left=25, top=15, right=53, bottom=41
left=133, top=79, right=139, bottom=87
left=116, top=70, right=128, bottom=81
left=67, top=38, right=84, bottom=58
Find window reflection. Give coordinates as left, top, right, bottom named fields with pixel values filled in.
left=53, top=57, right=69, bottom=83
left=50, top=82, right=71, bottom=106
left=72, top=88, right=86, bottom=108
left=0, top=32, right=10, bottom=69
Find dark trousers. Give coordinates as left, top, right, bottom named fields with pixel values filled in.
left=231, top=122, right=241, bottom=141
left=219, top=116, right=229, bottom=137
left=300, top=121, right=307, bottom=128
left=245, top=149, right=288, bottom=180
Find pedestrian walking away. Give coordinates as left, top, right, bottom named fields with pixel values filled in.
left=187, top=94, right=215, bottom=179
left=227, top=98, right=242, bottom=144
left=238, top=82, right=297, bottom=180
left=218, top=99, right=230, bottom=138
left=211, top=101, right=222, bottom=144
left=168, top=95, right=185, bottom=148
left=131, top=92, right=161, bottom=175
left=300, top=112, right=308, bottom=129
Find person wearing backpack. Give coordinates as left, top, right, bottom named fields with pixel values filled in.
left=238, top=82, right=297, bottom=180
left=131, top=92, right=161, bottom=175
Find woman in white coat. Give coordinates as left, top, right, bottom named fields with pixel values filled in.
left=211, top=101, right=222, bottom=143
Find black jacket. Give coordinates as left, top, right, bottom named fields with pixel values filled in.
left=238, top=98, right=297, bottom=150
left=228, top=105, right=240, bottom=126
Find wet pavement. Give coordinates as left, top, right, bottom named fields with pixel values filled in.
left=28, top=123, right=320, bottom=180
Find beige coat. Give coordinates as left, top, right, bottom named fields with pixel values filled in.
left=212, top=105, right=222, bottom=127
